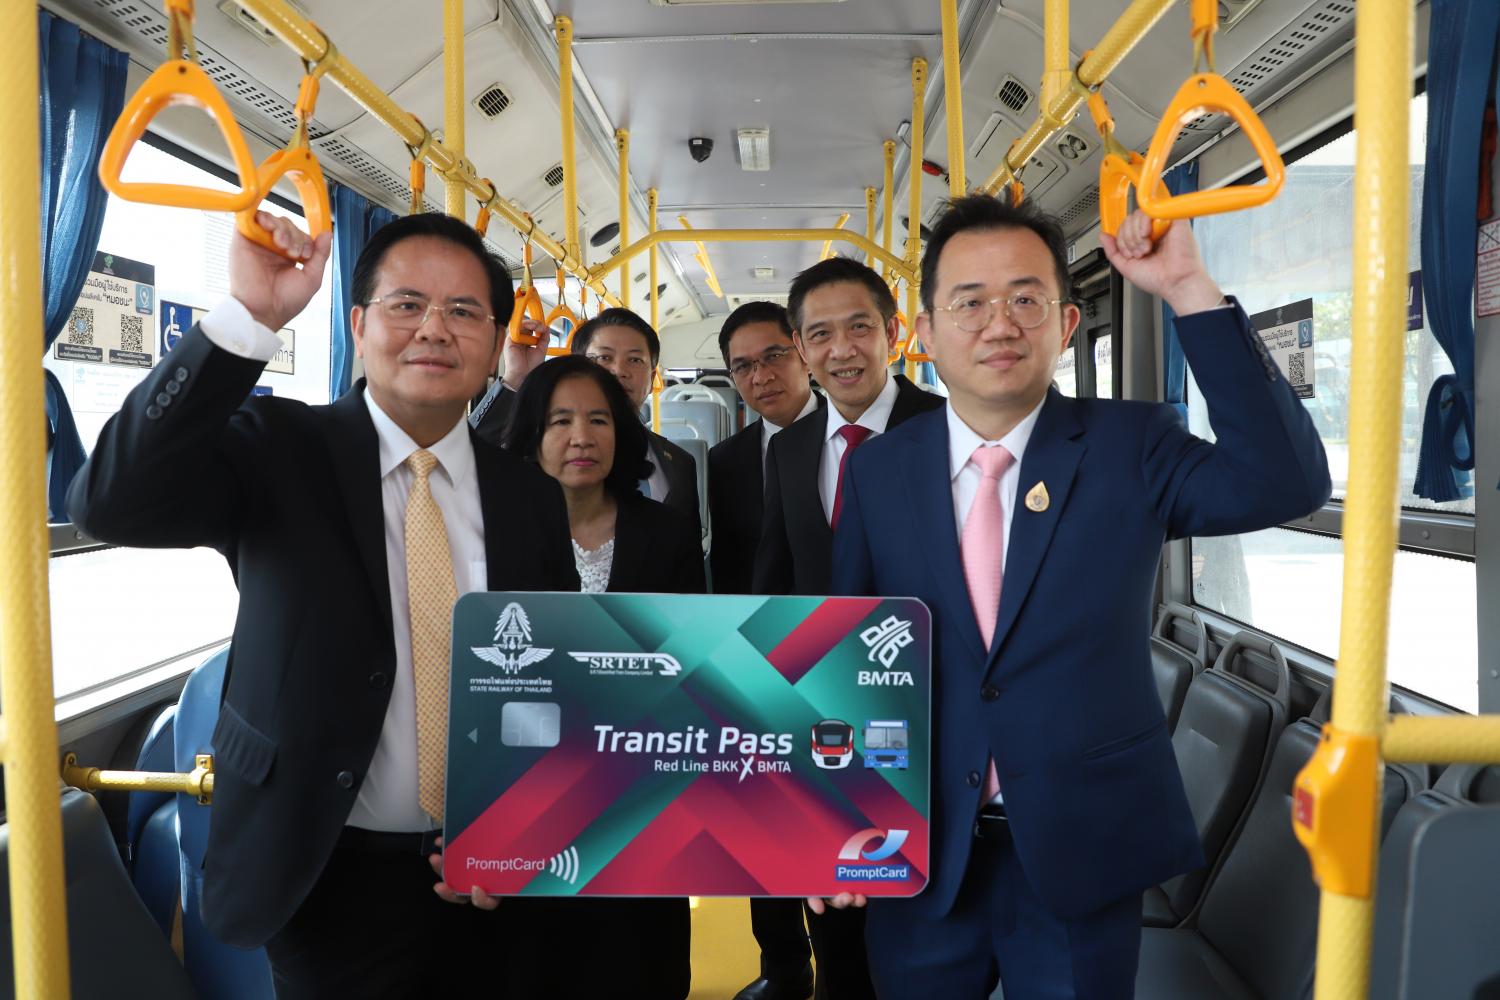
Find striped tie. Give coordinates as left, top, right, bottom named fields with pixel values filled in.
left=405, top=449, right=458, bottom=822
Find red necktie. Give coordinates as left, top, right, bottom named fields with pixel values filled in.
left=961, top=444, right=1014, bottom=801
left=830, top=424, right=873, bottom=530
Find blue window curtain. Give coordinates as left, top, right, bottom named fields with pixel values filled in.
left=1159, top=160, right=1199, bottom=422
left=39, top=11, right=127, bottom=521
left=329, top=182, right=398, bottom=401
left=1413, top=0, right=1500, bottom=501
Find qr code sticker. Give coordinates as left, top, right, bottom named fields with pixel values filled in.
left=66, top=306, right=94, bottom=346
left=1287, top=350, right=1306, bottom=386
left=120, top=314, right=144, bottom=352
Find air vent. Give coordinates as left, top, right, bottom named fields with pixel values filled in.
left=610, top=245, right=621, bottom=256
left=215, top=0, right=309, bottom=47
left=543, top=164, right=565, bottom=188
left=635, top=273, right=648, bottom=284
left=657, top=283, right=669, bottom=296
left=1057, top=188, right=1100, bottom=229
left=590, top=221, right=620, bottom=247
left=753, top=266, right=775, bottom=280
left=473, top=83, right=512, bottom=119
left=996, top=76, right=1032, bottom=115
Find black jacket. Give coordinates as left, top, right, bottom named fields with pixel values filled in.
left=67, top=327, right=579, bottom=948
left=752, top=375, right=943, bottom=596
left=606, top=491, right=707, bottom=594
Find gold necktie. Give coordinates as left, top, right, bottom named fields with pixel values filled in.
left=405, top=449, right=457, bottom=822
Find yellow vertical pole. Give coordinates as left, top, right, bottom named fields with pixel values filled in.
left=0, top=2, right=70, bottom=996
left=905, top=57, right=927, bottom=383
left=940, top=0, right=966, bottom=195
left=881, top=140, right=896, bottom=282
left=556, top=16, right=581, bottom=264
left=616, top=129, right=631, bottom=310
left=820, top=213, right=851, bottom=261
left=442, top=0, right=465, bottom=217
left=1041, top=0, right=1070, bottom=111
left=647, top=187, right=659, bottom=331
left=1308, top=3, right=1412, bottom=999
left=864, top=187, right=877, bottom=267
left=903, top=283, right=920, bottom=381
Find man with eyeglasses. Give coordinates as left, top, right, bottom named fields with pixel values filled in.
left=704, top=301, right=820, bottom=1000
left=471, top=308, right=701, bottom=535
left=751, top=257, right=943, bottom=1000
left=69, top=212, right=579, bottom=997
left=823, top=197, right=1330, bottom=998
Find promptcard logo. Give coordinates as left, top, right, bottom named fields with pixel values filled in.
left=835, top=828, right=911, bottom=882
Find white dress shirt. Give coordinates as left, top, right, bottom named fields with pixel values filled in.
left=947, top=398, right=1046, bottom=573
left=202, top=296, right=488, bottom=831
left=761, top=392, right=821, bottom=466
left=819, top=376, right=900, bottom=523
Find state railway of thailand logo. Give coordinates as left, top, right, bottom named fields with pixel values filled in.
left=471, top=602, right=553, bottom=675
left=857, top=615, right=915, bottom=686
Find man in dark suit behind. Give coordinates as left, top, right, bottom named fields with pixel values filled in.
left=68, top=212, right=579, bottom=997
left=752, top=257, right=944, bottom=1000
left=470, top=308, right=702, bottom=538
left=826, top=199, right=1330, bottom=998
left=708, top=301, right=819, bottom=597
left=707, top=301, right=820, bottom=1000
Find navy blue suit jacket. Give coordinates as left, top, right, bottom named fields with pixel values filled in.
left=831, top=301, right=1331, bottom=921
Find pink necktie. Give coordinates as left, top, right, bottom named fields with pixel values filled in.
left=830, top=424, right=873, bottom=529
left=961, top=444, right=1013, bottom=801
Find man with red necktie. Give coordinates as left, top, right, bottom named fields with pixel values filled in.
left=749, top=256, right=942, bottom=1000
left=825, top=198, right=1330, bottom=999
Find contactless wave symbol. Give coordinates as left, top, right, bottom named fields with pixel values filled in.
left=547, top=845, right=580, bottom=884
left=837, top=828, right=909, bottom=862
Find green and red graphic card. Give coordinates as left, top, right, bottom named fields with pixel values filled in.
left=442, top=592, right=930, bottom=898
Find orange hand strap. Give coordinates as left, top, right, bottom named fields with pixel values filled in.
left=405, top=117, right=432, bottom=216
left=1086, top=87, right=1170, bottom=242
left=885, top=310, right=907, bottom=366
left=900, top=311, right=932, bottom=364
left=1190, top=0, right=1218, bottom=73
left=1135, top=73, right=1285, bottom=221
left=544, top=268, right=578, bottom=356
left=475, top=180, right=495, bottom=238
left=233, top=35, right=336, bottom=262
left=508, top=216, right=545, bottom=345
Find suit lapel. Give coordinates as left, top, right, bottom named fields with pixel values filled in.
left=320, top=382, right=394, bottom=633
left=888, top=375, right=938, bottom=429
left=985, top=391, right=1084, bottom=674
left=606, top=496, right=649, bottom=592
left=902, top=414, right=988, bottom=665
left=472, top=438, right=510, bottom=590
left=789, top=407, right=833, bottom=547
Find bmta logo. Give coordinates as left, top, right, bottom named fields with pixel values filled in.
left=857, top=615, right=916, bottom=687
left=835, top=829, right=911, bottom=882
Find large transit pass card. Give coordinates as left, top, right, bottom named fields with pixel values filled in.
left=442, top=592, right=930, bottom=898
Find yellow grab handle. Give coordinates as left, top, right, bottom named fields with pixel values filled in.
left=900, top=312, right=932, bottom=364
left=543, top=304, right=578, bottom=357
left=1098, top=152, right=1173, bottom=241
left=1292, top=724, right=1381, bottom=898
left=1136, top=74, right=1285, bottom=221
left=98, top=60, right=260, bottom=212
left=233, top=148, right=331, bottom=262
left=508, top=287, right=546, bottom=345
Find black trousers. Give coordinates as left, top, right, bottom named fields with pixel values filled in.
left=750, top=897, right=811, bottom=981
left=807, top=903, right=876, bottom=1000
left=264, top=833, right=502, bottom=999
left=498, top=896, right=692, bottom=999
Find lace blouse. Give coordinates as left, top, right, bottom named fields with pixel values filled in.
left=572, top=537, right=616, bottom=594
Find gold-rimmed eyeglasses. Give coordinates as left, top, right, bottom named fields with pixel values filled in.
left=365, top=293, right=496, bottom=336
left=932, top=292, right=1067, bottom=332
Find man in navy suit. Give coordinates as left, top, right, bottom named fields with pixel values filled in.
left=823, top=198, right=1330, bottom=998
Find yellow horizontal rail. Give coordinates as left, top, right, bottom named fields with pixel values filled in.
left=225, top=0, right=620, bottom=306
left=61, top=752, right=215, bottom=805
left=591, top=228, right=917, bottom=287
left=1382, top=715, right=1500, bottom=765
left=677, top=217, right=724, bottom=299
left=820, top=213, right=851, bottom=261
left=980, top=0, right=1178, bottom=195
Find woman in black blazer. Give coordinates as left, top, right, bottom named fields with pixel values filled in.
left=501, top=353, right=702, bottom=998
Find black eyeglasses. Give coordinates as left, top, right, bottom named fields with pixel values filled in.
left=728, top=345, right=794, bottom=379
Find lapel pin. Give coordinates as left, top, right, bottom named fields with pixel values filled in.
left=1025, top=481, right=1049, bottom=513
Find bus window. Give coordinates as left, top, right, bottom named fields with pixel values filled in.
left=1184, top=91, right=1478, bottom=712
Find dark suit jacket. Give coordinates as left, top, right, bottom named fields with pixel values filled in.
left=753, top=375, right=943, bottom=596
left=607, top=492, right=707, bottom=595
left=832, top=301, right=1331, bottom=922
left=67, top=327, right=579, bottom=949
left=706, top=395, right=825, bottom=595
left=471, top=380, right=702, bottom=538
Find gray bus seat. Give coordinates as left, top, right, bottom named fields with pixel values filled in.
left=0, top=788, right=195, bottom=999
left=1144, top=632, right=1291, bottom=928
left=1137, top=716, right=1416, bottom=1000
left=660, top=398, right=728, bottom=446
left=669, top=435, right=712, bottom=551
left=1152, top=603, right=1209, bottom=733
left=1371, top=766, right=1500, bottom=1000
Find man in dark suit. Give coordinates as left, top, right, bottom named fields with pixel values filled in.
left=470, top=308, right=701, bottom=537
left=752, top=257, right=943, bottom=1000
left=706, top=301, right=820, bottom=1000
left=68, top=212, right=579, bottom=997
left=826, top=199, right=1330, bottom=998
left=708, top=301, right=818, bottom=596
